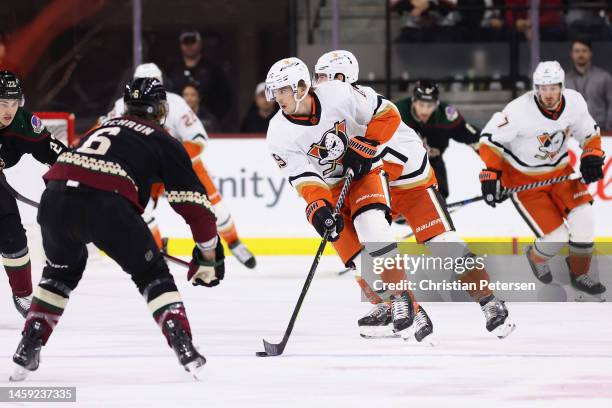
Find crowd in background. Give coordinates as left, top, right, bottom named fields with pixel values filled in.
left=391, top=0, right=612, bottom=42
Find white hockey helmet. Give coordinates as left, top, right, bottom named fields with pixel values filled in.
left=265, top=57, right=311, bottom=103
left=314, top=50, right=359, bottom=84
left=134, top=63, right=163, bottom=84
left=533, top=61, right=564, bottom=91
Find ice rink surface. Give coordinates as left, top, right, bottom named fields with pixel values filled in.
left=1, top=254, right=612, bottom=408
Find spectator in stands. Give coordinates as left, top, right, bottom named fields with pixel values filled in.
left=240, top=82, right=277, bottom=133
left=456, top=0, right=506, bottom=41
left=181, top=83, right=220, bottom=132
left=391, top=0, right=457, bottom=42
left=169, top=30, right=232, bottom=123
left=504, top=0, right=563, bottom=41
left=565, top=1, right=608, bottom=41
left=565, top=39, right=612, bottom=131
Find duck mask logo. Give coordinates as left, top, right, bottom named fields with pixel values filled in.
left=307, top=120, right=348, bottom=175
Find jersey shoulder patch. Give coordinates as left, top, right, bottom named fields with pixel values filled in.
left=444, top=105, right=459, bottom=122
left=30, top=114, right=44, bottom=134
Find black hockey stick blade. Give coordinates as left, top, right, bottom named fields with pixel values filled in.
left=262, top=339, right=285, bottom=356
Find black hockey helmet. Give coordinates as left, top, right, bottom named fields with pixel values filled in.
left=124, top=77, right=168, bottom=123
left=0, top=70, right=24, bottom=105
left=412, top=79, right=439, bottom=104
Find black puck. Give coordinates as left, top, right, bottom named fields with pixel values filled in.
left=255, top=351, right=269, bottom=357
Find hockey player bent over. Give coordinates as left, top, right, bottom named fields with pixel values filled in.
left=102, top=63, right=255, bottom=269
left=266, top=57, right=430, bottom=341
left=11, top=78, right=224, bottom=381
left=480, top=61, right=606, bottom=301
left=314, top=50, right=515, bottom=340
left=0, top=71, right=68, bottom=318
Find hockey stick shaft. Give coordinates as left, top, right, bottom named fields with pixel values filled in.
left=262, top=170, right=354, bottom=356
left=0, top=173, right=40, bottom=208
left=0, top=173, right=189, bottom=267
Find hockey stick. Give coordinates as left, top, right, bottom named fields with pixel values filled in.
left=0, top=174, right=193, bottom=268
left=338, top=173, right=584, bottom=276
left=0, top=173, right=40, bottom=208
left=257, top=169, right=355, bottom=357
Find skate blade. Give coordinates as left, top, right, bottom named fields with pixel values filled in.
left=394, top=326, right=415, bottom=341
left=184, top=360, right=206, bottom=381
left=574, top=292, right=606, bottom=302
left=416, top=333, right=439, bottom=347
left=9, top=364, right=32, bottom=382
left=359, top=325, right=398, bottom=339
left=492, top=318, right=516, bottom=339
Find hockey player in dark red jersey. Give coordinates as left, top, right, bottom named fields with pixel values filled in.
left=0, top=70, right=68, bottom=318
left=10, top=77, right=224, bottom=381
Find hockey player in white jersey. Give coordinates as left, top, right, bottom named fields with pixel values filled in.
left=480, top=61, right=606, bottom=300
left=266, top=57, right=426, bottom=339
left=314, top=50, right=515, bottom=339
left=102, top=63, right=256, bottom=269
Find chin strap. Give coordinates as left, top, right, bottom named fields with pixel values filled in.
left=291, top=85, right=311, bottom=115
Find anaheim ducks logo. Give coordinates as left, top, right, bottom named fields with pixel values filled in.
left=307, top=120, right=348, bottom=175
left=535, top=128, right=568, bottom=160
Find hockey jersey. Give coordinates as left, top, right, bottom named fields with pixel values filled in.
left=0, top=107, right=68, bottom=168
left=480, top=89, right=601, bottom=185
left=267, top=80, right=401, bottom=205
left=44, top=116, right=217, bottom=243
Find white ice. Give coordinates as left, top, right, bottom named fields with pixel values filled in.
left=1, top=254, right=612, bottom=408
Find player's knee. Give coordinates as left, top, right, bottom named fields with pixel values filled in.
left=131, top=255, right=172, bottom=293
left=0, top=215, right=27, bottom=253
left=567, top=203, right=594, bottom=243
left=426, top=231, right=471, bottom=259
left=42, top=250, right=88, bottom=291
left=353, top=207, right=392, bottom=243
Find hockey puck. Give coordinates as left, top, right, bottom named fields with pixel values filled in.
left=255, top=351, right=269, bottom=357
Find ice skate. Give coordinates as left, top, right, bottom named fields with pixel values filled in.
left=10, top=320, right=45, bottom=382
left=358, top=303, right=398, bottom=339
left=525, top=245, right=553, bottom=284
left=413, top=306, right=437, bottom=346
left=13, top=294, right=32, bottom=318
left=567, top=258, right=606, bottom=302
left=390, top=292, right=415, bottom=340
left=480, top=295, right=515, bottom=339
left=229, top=240, right=256, bottom=269
left=163, top=319, right=206, bottom=380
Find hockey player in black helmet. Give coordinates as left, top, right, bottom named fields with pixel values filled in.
left=0, top=70, right=68, bottom=319
left=11, top=77, right=222, bottom=381
left=395, top=79, right=480, bottom=198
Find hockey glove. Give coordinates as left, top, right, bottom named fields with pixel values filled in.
left=342, top=136, right=379, bottom=180
left=580, top=147, right=605, bottom=184
left=306, top=199, right=344, bottom=242
left=188, top=238, right=225, bottom=287
left=479, top=169, right=506, bottom=208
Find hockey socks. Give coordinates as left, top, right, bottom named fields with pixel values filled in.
left=3, top=247, right=33, bottom=297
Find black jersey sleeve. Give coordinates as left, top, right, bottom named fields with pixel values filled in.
left=448, top=117, right=480, bottom=146
left=154, top=131, right=217, bottom=244
left=30, top=133, right=69, bottom=166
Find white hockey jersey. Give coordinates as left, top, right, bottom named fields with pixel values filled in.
left=480, top=89, right=599, bottom=177
left=267, top=80, right=401, bottom=203
left=356, top=86, right=431, bottom=189
left=102, top=92, right=208, bottom=144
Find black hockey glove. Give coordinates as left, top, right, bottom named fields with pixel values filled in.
left=580, top=147, right=605, bottom=184
left=342, top=136, right=379, bottom=180
left=188, top=238, right=225, bottom=287
left=479, top=169, right=506, bottom=208
left=306, top=199, right=344, bottom=242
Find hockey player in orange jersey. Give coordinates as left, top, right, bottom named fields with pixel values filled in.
left=480, top=61, right=606, bottom=300
left=313, top=50, right=516, bottom=340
